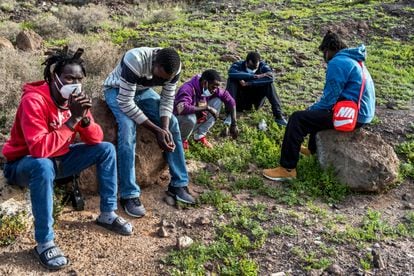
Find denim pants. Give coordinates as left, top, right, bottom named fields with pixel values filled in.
left=176, top=97, right=223, bottom=141
left=3, top=142, right=118, bottom=243
left=104, top=87, right=189, bottom=199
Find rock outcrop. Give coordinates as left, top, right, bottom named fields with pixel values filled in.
left=316, top=129, right=400, bottom=192
left=16, top=30, right=42, bottom=51
left=79, top=98, right=168, bottom=193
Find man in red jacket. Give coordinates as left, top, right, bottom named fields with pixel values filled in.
left=2, top=47, right=132, bottom=270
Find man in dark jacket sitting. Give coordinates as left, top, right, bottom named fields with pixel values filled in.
left=226, top=51, right=287, bottom=126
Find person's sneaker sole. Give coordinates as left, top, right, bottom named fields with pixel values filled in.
left=262, top=173, right=294, bottom=181
left=122, top=206, right=146, bottom=218
left=167, top=191, right=195, bottom=205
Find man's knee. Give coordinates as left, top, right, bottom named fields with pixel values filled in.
left=95, top=142, right=116, bottom=156
left=31, top=158, right=55, bottom=180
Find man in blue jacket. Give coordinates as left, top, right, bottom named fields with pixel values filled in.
left=226, top=52, right=287, bottom=126
left=263, top=31, right=376, bottom=181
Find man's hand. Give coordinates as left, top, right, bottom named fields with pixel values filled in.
left=230, top=124, right=239, bottom=139
left=156, top=128, right=175, bottom=152
left=239, top=80, right=248, bottom=87
left=206, top=106, right=218, bottom=120
left=65, top=92, right=92, bottom=130
left=69, top=92, right=92, bottom=118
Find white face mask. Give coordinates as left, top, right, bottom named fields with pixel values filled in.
left=202, top=87, right=212, bottom=97
left=246, top=68, right=257, bottom=74
left=54, top=73, right=82, bottom=99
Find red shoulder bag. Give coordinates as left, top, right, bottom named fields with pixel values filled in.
left=332, top=61, right=366, bottom=132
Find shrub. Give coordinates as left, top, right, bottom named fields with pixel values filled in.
left=0, top=49, right=42, bottom=133
left=146, top=10, right=178, bottom=24
left=56, top=4, right=109, bottom=34
left=67, top=36, right=121, bottom=77
left=31, top=13, right=71, bottom=39
left=0, top=212, right=27, bottom=246
left=0, top=21, right=21, bottom=43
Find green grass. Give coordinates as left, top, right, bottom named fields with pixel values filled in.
left=0, top=212, right=27, bottom=246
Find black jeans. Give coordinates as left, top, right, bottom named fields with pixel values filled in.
left=226, top=79, right=283, bottom=118
left=280, top=109, right=334, bottom=169
left=280, top=109, right=365, bottom=169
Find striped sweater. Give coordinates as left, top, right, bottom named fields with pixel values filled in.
left=103, top=47, right=181, bottom=124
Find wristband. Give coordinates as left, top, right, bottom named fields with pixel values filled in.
left=80, top=117, right=91, bottom=128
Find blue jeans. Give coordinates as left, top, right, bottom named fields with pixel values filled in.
left=3, top=142, right=118, bottom=243
left=104, top=87, right=189, bottom=199
left=177, top=97, right=223, bottom=141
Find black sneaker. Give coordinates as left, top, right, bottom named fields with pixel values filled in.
left=167, top=186, right=195, bottom=204
left=120, top=197, right=146, bottom=218
left=274, top=116, right=288, bottom=126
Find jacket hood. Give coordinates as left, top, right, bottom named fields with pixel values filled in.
left=22, top=80, right=55, bottom=105
left=335, top=44, right=367, bottom=62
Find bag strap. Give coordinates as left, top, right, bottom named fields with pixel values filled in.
left=357, top=61, right=366, bottom=109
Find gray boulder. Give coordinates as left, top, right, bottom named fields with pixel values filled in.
left=316, top=129, right=399, bottom=192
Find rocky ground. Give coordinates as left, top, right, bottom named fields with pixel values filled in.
left=0, top=107, right=413, bottom=275
left=0, top=0, right=413, bottom=275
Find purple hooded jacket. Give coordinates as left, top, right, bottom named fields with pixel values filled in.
left=174, top=74, right=236, bottom=115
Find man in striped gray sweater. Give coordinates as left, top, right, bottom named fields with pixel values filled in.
left=104, top=47, right=195, bottom=218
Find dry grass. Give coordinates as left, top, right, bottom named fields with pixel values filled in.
left=31, top=13, right=71, bottom=39
left=0, top=48, right=42, bottom=132
left=0, top=21, right=20, bottom=43
left=57, top=4, right=109, bottom=34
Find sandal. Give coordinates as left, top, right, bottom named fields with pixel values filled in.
left=33, top=245, right=69, bottom=270
left=96, top=216, right=132, bottom=236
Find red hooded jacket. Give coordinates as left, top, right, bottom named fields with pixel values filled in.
left=2, top=81, right=103, bottom=161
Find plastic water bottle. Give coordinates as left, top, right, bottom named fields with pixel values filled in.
left=258, top=119, right=267, bottom=131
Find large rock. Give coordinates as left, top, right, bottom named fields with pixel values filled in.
left=316, top=129, right=399, bottom=192
left=0, top=174, right=32, bottom=218
left=0, top=37, right=14, bottom=50
left=79, top=98, right=168, bottom=193
left=16, top=30, right=43, bottom=51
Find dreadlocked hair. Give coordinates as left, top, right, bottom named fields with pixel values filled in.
left=43, top=46, right=86, bottom=83
left=318, top=30, right=348, bottom=52
left=154, top=48, right=181, bottom=75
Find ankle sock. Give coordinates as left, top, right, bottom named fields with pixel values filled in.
left=97, top=211, right=118, bottom=224
left=36, top=240, right=67, bottom=267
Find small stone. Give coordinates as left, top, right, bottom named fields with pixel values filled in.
left=271, top=272, right=286, bottom=276
left=163, top=196, right=175, bottom=206
left=157, top=227, right=169, bottom=237
left=160, top=218, right=169, bottom=227
left=372, top=248, right=385, bottom=269
left=285, top=243, right=294, bottom=248
left=402, top=203, right=413, bottom=210
left=204, top=261, right=214, bottom=271
left=205, top=163, right=220, bottom=173
left=326, top=264, right=344, bottom=275
left=373, top=243, right=380, bottom=248
left=307, top=269, right=322, bottom=276
left=67, top=269, right=78, bottom=276
left=176, top=236, right=193, bottom=250
left=196, top=216, right=211, bottom=225
left=402, top=193, right=411, bottom=201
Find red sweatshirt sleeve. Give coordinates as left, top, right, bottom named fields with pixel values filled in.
left=21, top=96, right=74, bottom=158
left=75, top=110, right=103, bottom=144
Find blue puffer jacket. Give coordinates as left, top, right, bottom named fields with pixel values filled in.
left=309, top=45, right=376, bottom=123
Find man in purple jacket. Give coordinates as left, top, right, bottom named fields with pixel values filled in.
left=174, top=69, right=239, bottom=149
